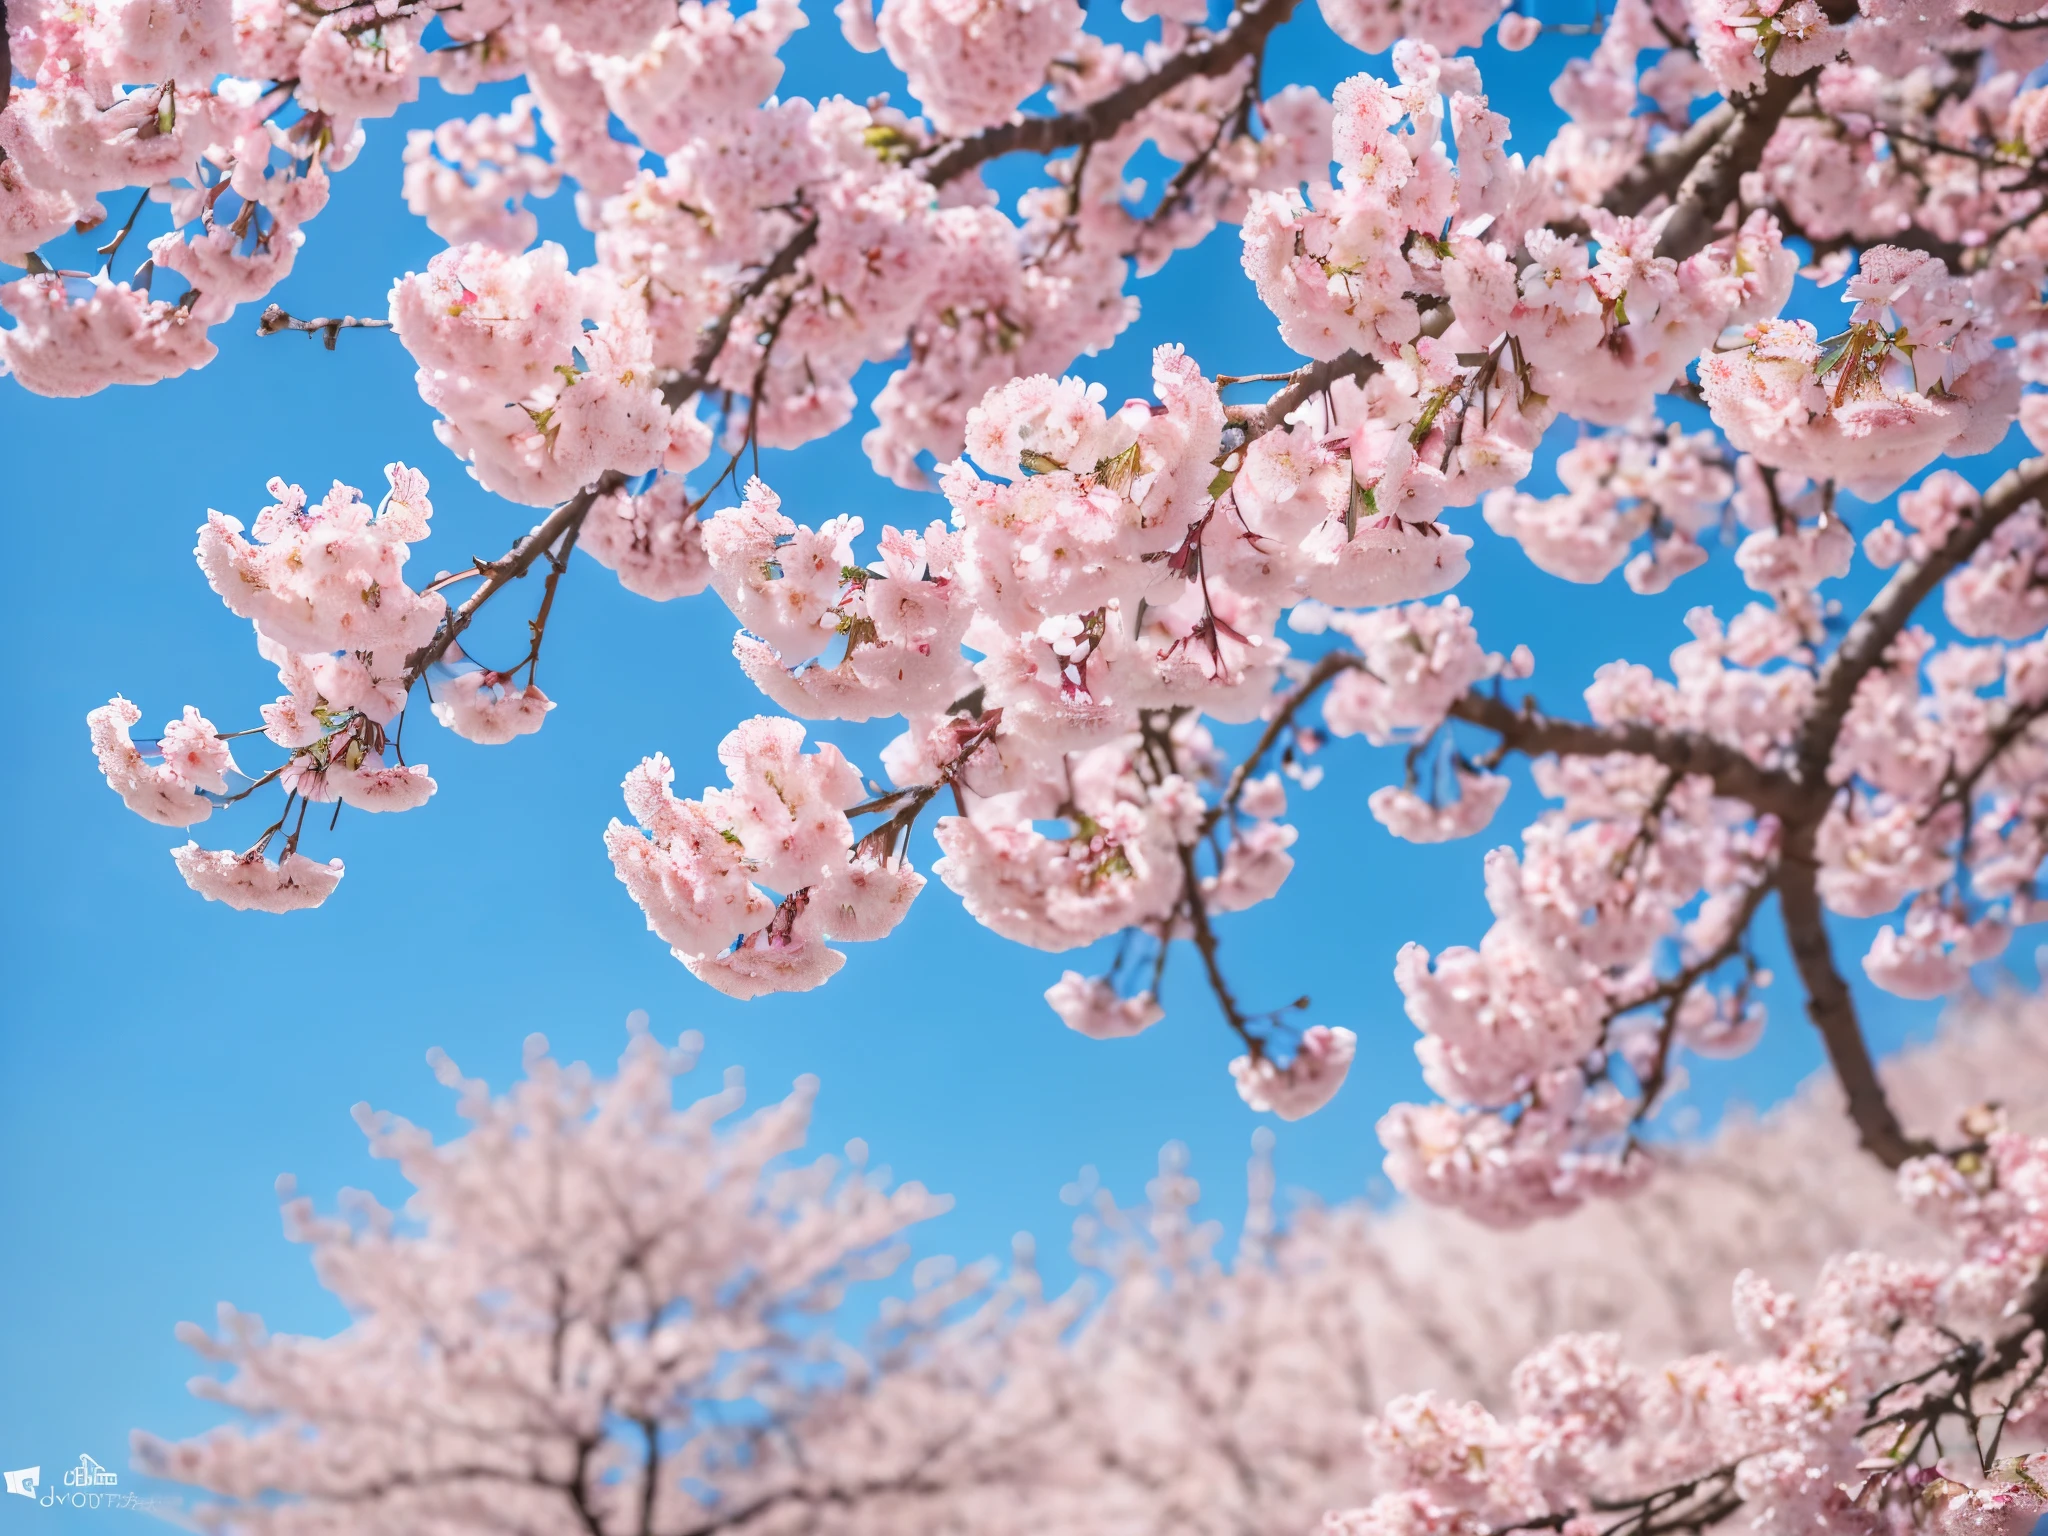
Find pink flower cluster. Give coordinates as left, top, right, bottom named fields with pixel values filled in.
left=606, top=718, right=924, bottom=998
left=1484, top=419, right=1734, bottom=592
left=390, top=243, right=710, bottom=506
left=1701, top=248, right=2017, bottom=502
left=1339, top=1129, right=2048, bottom=1536
left=56, top=0, right=2048, bottom=1157
left=87, top=464, right=571, bottom=911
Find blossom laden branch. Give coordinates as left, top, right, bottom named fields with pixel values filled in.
left=401, top=473, right=627, bottom=689
left=916, top=0, right=1305, bottom=186
left=62, top=0, right=2048, bottom=1204
left=659, top=212, right=821, bottom=411
left=1448, top=691, right=1805, bottom=819
left=1800, top=454, right=2048, bottom=787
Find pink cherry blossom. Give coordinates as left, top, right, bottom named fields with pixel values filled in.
left=1045, top=972, right=1167, bottom=1038
left=87, top=698, right=215, bottom=827
left=170, top=841, right=345, bottom=911
left=0, top=276, right=216, bottom=397
left=46, top=0, right=2048, bottom=1210
left=1229, top=1025, right=1357, bottom=1119
left=1369, top=767, right=1510, bottom=843
left=1498, top=11, right=1541, bottom=46
left=580, top=476, right=713, bottom=602
left=194, top=466, right=445, bottom=656
left=430, top=673, right=554, bottom=745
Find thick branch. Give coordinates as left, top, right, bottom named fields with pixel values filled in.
left=1456, top=693, right=1928, bottom=1164
left=1799, top=454, right=2048, bottom=788
left=1777, top=828, right=1931, bottom=1169
left=916, top=0, right=1301, bottom=186
left=1602, top=102, right=1735, bottom=221
left=1449, top=690, right=1805, bottom=818
left=1656, top=67, right=1816, bottom=260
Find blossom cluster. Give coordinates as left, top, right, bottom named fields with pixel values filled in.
left=86, top=463, right=554, bottom=910
left=1337, top=1127, right=2048, bottom=1536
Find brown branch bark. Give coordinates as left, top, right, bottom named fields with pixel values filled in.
left=1207, top=652, right=1364, bottom=828
left=402, top=472, right=627, bottom=688
left=916, top=0, right=1302, bottom=186
left=1448, top=691, right=1805, bottom=818
left=1776, top=831, right=1931, bottom=1169
left=1655, top=67, right=1816, bottom=260
left=1175, top=842, right=1262, bottom=1053
left=1600, top=102, right=1735, bottom=222
left=661, top=213, right=819, bottom=409
left=257, top=303, right=392, bottom=349
left=1224, top=347, right=1378, bottom=439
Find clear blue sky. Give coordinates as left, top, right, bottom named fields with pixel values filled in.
left=0, top=7, right=2030, bottom=1526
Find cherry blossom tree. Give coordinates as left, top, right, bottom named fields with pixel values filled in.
left=134, top=996, right=2048, bottom=1535
left=132, top=1017, right=975, bottom=1535
left=35, top=0, right=2048, bottom=1232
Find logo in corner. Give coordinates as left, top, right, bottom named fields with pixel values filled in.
left=62, top=1456, right=116, bottom=1489
left=3, top=1468, right=37, bottom=1500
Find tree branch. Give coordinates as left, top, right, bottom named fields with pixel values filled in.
left=1224, top=347, right=1378, bottom=439
left=916, top=0, right=1302, bottom=186
left=1448, top=691, right=1805, bottom=818
left=1799, top=454, right=2048, bottom=788
left=661, top=212, right=819, bottom=409
left=1206, top=649, right=1364, bottom=828
left=401, top=472, right=627, bottom=688
left=1656, top=67, right=1816, bottom=260
left=1624, top=868, right=1775, bottom=1123
left=1175, top=842, right=1263, bottom=1053
left=257, top=303, right=392, bottom=349
left=1601, top=102, right=1736, bottom=221
left=1776, top=825, right=1932, bottom=1169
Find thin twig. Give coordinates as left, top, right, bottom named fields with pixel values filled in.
left=401, top=474, right=627, bottom=689
left=257, top=303, right=393, bottom=350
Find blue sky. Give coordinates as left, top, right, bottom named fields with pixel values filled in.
left=0, top=5, right=2032, bottom=1526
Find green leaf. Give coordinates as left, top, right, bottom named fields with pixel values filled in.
left=1813, top=328, right=1855, bottom=378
